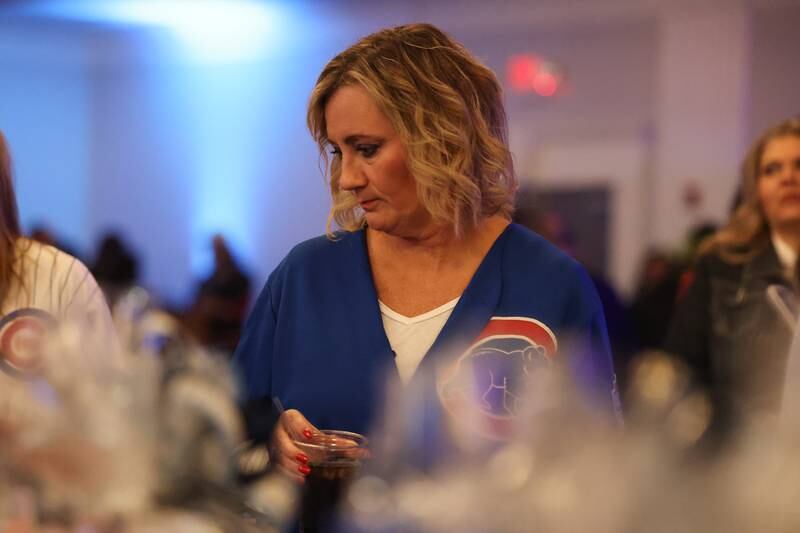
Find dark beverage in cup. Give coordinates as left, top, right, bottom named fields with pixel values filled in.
left=294, top=430, right=368, bottom=533
left=300, top=461, right=359, bottom=532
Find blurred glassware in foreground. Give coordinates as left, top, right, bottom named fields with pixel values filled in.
left=5, top=300, right=800, bottom=531
left=340, top=349, right=800, bottom=533
left=0, top=298, right=295, bottom=532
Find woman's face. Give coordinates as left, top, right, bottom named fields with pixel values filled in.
left=757, top=135, right=800, bottom=232
left=325, top=84, right=432, bottom=237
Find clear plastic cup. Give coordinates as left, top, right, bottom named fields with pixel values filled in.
left=293, top=430, right=368, bottom=532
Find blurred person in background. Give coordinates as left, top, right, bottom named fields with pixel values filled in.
left=233, top=23, right=618, bottom=484
left=664, top=116, right=800, bottom=442
left=91, top=231, right=139, bottom=310
left=0, top=130, right=114, bottom=376
left=186, top=234, right=251, bottom=355
left=29, top=224, right=57, bottom=248
left=681, top=222, right=719, bottom=264
left=515, top=203, right=638, bottom=409
left=630, top=248, right=682, bottom=350
left=630, top=223, right=717, bottom=352
left=29, top=223, right=81, bottom=260
left=671, top=221, right=719, bottom=304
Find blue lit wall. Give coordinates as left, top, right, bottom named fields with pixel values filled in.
left=89, top=55, right=196, bottom=305
left=0, top=26, right=91, bottom=254
left=82, top=7, right=339, bottom=304
left=0, top=4, right=341, bottom=305
left=88, top=47, right=332, bottom=304
left=0, top=1, right=407, bottom=305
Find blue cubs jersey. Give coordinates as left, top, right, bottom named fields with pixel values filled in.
left=233, top=223, right=618, bottom=438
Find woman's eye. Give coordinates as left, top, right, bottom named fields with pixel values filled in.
left=357, top=144, right=379, bottom=158
left=329, top=147, right=342, bottom=157
left=762, top=162, right=781, bottom=176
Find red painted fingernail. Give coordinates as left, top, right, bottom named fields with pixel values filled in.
left=296, top=453, right=309, bottom=464
left=298, top=465, right=311, bottom=475
left=302, top=428, right=313, bottom=439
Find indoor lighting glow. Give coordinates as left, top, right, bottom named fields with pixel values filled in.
left=532, top=71, right=559, bottom=97
left=21, top=0, right=281, bottom=61
left=506, top=53, right=565, bottom=97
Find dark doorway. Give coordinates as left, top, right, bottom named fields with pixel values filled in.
left=515, top=184, right=611, bottom=277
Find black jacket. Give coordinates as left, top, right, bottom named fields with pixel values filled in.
left=664, top=244, right=793, bottom=435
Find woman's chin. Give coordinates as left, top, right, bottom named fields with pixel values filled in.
left=773, top=210, right=800, bottom=228
left=364, top=210, right=436, bottom=238
left=364, top=213, right=393, bottom=233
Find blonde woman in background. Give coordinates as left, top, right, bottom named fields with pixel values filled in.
left=0, top=131, right=113, bottom=376
left=665, top=117, right=800, bottom=442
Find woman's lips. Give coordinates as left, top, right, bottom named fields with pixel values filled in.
left=780, top=193, right=800, bottom=204
left=360, top=199, right=378, bottom=210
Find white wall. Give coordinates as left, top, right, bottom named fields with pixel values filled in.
left=750, top=2, right=800, bottom=141
left=651, top=3, right=751, bottom=248
left=471, top=18, right=657, bottom=146
left=461, top=20, right=657, bottom=297
left=529, top=139, right=649, bottom=297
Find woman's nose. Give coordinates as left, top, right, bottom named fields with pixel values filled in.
left=780, top=165, right=800, bottom=185
left=338, top=155, right=366, bottom=190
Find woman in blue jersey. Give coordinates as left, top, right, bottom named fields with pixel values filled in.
left=233, top=23, right=617, bottom=482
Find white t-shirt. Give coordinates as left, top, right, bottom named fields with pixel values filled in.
left=0, top=239, right=115, bottom=374
left=772, top=233, right=798, bottom=279
left=3, top=240, right=109, bottom=319
left=379, top=297, right=459, bottom=384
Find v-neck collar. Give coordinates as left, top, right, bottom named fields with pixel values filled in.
left=354, top=223, right=512, bottom=380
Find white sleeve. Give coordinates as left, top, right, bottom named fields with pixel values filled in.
left=60, top=258, right=120, bottom=357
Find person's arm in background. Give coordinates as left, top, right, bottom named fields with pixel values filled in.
left=662, top=256, right=713, bottom=388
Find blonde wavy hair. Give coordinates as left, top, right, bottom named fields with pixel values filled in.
left=699, top=116, right=800, bottom=264
left=307, top=23, right=517, bottom=236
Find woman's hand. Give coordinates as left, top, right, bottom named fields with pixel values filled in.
left=271, top=409, right=316, bottom=483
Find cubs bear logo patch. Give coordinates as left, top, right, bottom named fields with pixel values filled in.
left=0, top=308, right=57, bottom=377
left=438, top=316, right=557, bottom=439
